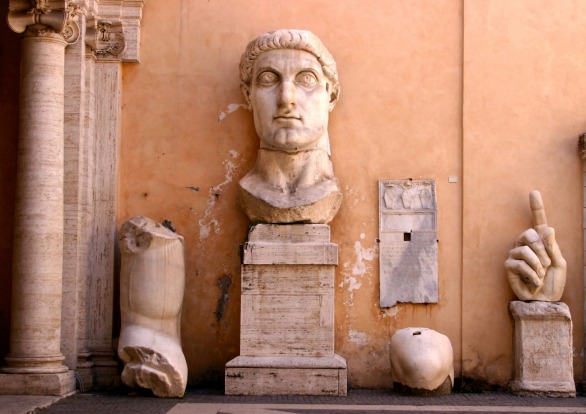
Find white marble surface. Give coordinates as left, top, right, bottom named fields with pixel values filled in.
left=505, top=191, right=567, bottom=301
left=237, top=30, right=342, bottom=224
left=118, top=216, right=187, bottom=398
left=389, top=327, right=454, bottom=393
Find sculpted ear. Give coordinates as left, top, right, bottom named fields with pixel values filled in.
left=241, top=84, right=252, bottom=111
left=328, top=83, right=340, bottom=111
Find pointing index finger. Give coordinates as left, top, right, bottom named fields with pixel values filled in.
left=529, top=190, right=548, bottom=230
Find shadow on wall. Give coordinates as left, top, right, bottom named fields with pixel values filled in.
left=0, top=16, right=21, bottom=365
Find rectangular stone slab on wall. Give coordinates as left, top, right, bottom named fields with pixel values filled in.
left=379, top=180, right=438, bottom=308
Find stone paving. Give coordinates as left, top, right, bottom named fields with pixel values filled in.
left=21, top=388, right=585, bottom=414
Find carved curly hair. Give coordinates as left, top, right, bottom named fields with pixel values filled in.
left=240, top=29, right=340, bottom=102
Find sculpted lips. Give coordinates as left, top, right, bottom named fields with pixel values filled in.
left=274, top=115, right=301, bottom=121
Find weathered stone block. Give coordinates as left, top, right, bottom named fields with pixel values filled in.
left=242, top=265, right=334, bottom=294
left=248, top=224, right=330, bottom=242
left=225, top=355, right=347, bottom=396
left=509, top=301, right=575, bottom=397
left=241, top=294, right=333, bottom=326
left=226, top=223, right=347, bottom=395
left=240, top=265, right=334, bottom=356
left=243, top=224, right=337, bottom=266
left=0, top=371, right=76, bottom=396
left=240, top=326, right=333, bottom=356
left=242, top=241, right=338, bottom=265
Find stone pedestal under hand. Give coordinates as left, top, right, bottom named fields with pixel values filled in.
left=509, top=301, right=575, bottom=397
left=118, top=216, right=187, bottom=398
left=389, top=327, right=454, bottom=396
left=225, top=224, right=347, bottom=395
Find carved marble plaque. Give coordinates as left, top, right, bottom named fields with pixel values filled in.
left=379, top=180, right=438, bottom=307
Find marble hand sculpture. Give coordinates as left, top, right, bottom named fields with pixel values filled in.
left=238, top=29, right=342, bottom=224
left=505, top=191, right=567, bottom=301
left=118, top=216, right=187, bottom=397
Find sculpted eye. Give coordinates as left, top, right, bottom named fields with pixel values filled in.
left=296, top=71, right=318, bottom=87
left=257, top=71, right=279, bottom=86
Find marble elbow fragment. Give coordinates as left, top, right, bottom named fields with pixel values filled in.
left=118, top=216, right=187, bottom=398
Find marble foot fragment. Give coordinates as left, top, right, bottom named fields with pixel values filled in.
left=118, top=216, right=187, bottom=397
left=120, top=345, right=185, bottom=398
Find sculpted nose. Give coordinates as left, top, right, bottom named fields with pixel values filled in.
left=278, top=81, right=296, bottom=109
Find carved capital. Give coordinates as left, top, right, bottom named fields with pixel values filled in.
left=7, top=0, right=81, bottom=44
left=86, top=20, right=126, bottom=58
left=580, top=132, right=586, bottom=160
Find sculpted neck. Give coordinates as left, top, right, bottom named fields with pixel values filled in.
left=238, top=139, right=342, bottom=222
left=259, top=131, right=331, bottom=156
left=251, top=148, right=335, bottom=194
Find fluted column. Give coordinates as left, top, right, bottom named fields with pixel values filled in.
left=0, top=0, right=79, bottom=396
left=85, top=19, right=126, bottom=388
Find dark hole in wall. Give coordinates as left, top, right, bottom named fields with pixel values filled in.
left=214, top=274, right=232, bottom=322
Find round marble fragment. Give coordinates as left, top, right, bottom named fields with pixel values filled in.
left=389, top=327, right=454, bottom=396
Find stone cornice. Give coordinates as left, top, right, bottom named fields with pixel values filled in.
left=86, top=20, right=125, bottom=59
left=8, top=0, right=81, bottom=44
left=87, top=0, right=144, bottom=62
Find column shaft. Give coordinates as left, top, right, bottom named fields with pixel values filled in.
left=3, top=32, right=68, bottom=374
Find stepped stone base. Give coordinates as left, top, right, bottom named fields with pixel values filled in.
left=226, top=224, right=347, bottom=396
left=225, top=355, right=347, bottom=396
left=509, top=301, right=575, bottom=397
left=0, top=370, right=76, bottom=396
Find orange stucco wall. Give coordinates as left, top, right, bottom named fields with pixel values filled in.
left=118, top=0, right=584, bottom=388
left=0, top=0, right=582, bottom=390
left=462, top=0, right=586, bottom=386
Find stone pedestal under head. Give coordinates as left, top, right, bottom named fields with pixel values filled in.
left=118, top=216, right=187, bottom=398
left=225, top=224, right=347, bottom=396
left=238, top=29, right=342, bottom=224
left=509, top=301, right=575, bottom=397
left=389, top=327, right=454, bottom=396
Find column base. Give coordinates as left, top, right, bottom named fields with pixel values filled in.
left=91, top=351, right=120, bottom=389
left=75, top=350, right=120, bottom=390
left=225, top=355, right=347, bottom=396
left=76, top=352, right=96, bottom=391
left=0, top=370, right=76, bottom=396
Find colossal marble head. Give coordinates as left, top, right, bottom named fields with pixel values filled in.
left=238, top=30, right=343, bottom=224
left=239, top=29, right=340, bottom=153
